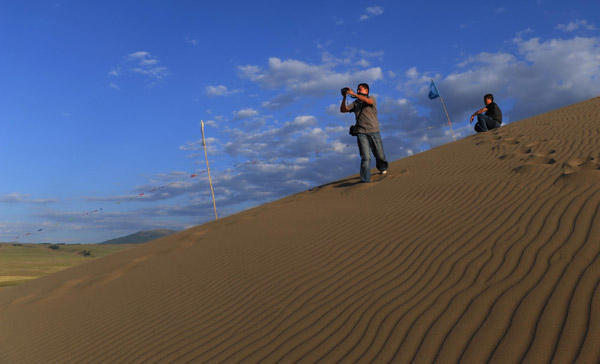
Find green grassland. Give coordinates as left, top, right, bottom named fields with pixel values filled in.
left=0, top=243, right=135, bottom=289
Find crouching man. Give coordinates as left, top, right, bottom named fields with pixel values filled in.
left=470, top=93, right=502, bottom=132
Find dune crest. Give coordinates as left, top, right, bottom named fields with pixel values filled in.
left=1, top=97, right=600, bottom=363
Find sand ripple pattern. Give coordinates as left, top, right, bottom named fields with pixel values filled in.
left=1, top=97, right=599, bottom=363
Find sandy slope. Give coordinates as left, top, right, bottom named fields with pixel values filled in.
left=1, top=97, right=599, bottom=364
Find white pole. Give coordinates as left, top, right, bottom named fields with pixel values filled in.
left=201, top=120, right=218, bottom=220
left=432, top=79, right=456, bottom=142
left=439, top=95, right=456, bottom=142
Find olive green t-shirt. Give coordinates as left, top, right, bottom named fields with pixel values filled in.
left=348, top=96, right=379, bottom=134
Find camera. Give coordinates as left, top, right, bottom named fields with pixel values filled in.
left=341, top=87, right=357, bottom=98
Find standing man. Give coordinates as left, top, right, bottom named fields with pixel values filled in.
left=340, top=83, right=389, bottom=183
left=470, top=93, right=502, bottom=132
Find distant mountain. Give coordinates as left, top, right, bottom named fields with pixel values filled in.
left=98, top=229, right=178, bottom=245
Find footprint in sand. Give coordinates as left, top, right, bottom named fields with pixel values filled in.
left=554, top=156, right=600, bottom=187
left=502, top=137, right=521, bottom=145
left=499, top=146, right=533, bottom=161
left=524, top=154, right=556, bottom=165
left=498, top=138, right=556, bottom=163
left=565, top=156, right=598, bottom=170
left=510, top=146, right=557, bottom=174
left=554, top=169, right=600, bottom=187
left=525, top=140, right=540, bottom=148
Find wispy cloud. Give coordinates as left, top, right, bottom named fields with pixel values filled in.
left=30, top=198, right=59, bottom=204
left=359, top=6, right=384, bottom=21
left=205, top=85, right=241, bottom=96
left=332, top=16, right=344, bottom=25
left=0, top=192, right=57, bottom=204
left=32, top=208, right=187, bottom=238
left=343, top=48, right=385, bottom=60
left=109, top=51, right=170, bottom=88
left=128, top=51, right=169, bottom=82
left=185, top=36, right=199, bottom=45
left=0, top=192, right=29, bottom=203
left=261, top=94, right=297, bottom=109
left=556, top=19, right=596, bottom=32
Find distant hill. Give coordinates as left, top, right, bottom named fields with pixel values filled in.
left=98, top=229, right=178, bottom=245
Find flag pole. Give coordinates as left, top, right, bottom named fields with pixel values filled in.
left=432, top=79, right=456, bottom=142
left=201, top=120, right=218, bottom=220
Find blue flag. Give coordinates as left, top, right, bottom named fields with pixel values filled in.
left=428, top=80, right=440, bottom=100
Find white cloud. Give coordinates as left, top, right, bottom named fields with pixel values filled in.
left=0, top=192, right=29, bottom=203
left=127, top=51, right=150, bottom=60
left=357, top=59, right=370, bottom=67
left=325, top=103, right=342, bottom=115
left=290, top=115, right=317, bottom=127
left=359, top=6, right=384, bottom=21
left=313, top=47, right=385, bottom=73
left=203, top=120, right=218, bottom=127
left=556, top=19, right=596, bottom=32
left=30, top=198, right=59, bottom=204
left=405, top=67, right=419, bottom=79
left=238, top=64, right=261, bottom=79
left=341, top=48, right=385, bottom=62
left=140, top=58, right=158, bottom=66
left=206, top=85, right=229, bottom=96
left=515, top=28, right=535, bottom=39
left=233, top=108, right=259, bottom=120
left=0, top=192, right=57, bottom=204
left=261, top=94, right=297, bottom=109
left=205, top=85, right=241, bottom=96
left=109, top=51, right=170, bottom=87
left=131, top=66, right=169, bottom=78
left=238, top=57, right=383, bottom=95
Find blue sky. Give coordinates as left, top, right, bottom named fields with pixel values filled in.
left=1, top=1, right=599, bottom=243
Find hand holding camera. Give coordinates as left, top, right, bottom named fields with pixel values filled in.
left=341, top=87, right=357, bottom=98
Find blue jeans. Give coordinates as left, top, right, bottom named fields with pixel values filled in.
left=357, top=132, right=388, bottom=183
left=474, top=114, right=501, bottom=133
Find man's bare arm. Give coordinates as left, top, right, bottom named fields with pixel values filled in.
left=340, top=95, right=350, bottom=112
left=470, top=107, right=488, bottom=123
left=346, top=89, right=373, bottom=105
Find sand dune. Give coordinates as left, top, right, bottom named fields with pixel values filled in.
left=1, top=97, right=599, bottom=363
